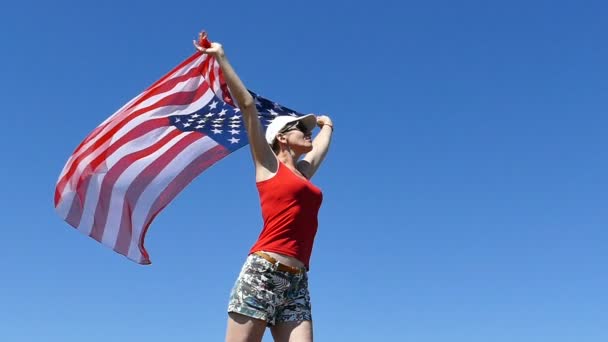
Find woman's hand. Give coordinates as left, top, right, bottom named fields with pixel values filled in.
left=316, top=115, right=333, bottom=129
left=193, top=32, right=225, bottom=59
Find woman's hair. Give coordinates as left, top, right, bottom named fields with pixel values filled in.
left=270, top=120, right=299, bottom=153
left=271, top=138, right=280, bottom=154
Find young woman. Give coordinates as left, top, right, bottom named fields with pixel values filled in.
left=194, top=38, right=333, bottom=342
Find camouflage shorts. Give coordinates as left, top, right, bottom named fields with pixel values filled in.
left=227, top=253, right=311, bottom=326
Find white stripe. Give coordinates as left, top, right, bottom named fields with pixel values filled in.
left=99, top=54, right=206, bottom=127
left=54, top=188, right=76, bottom=219
left=120, top=73, right=204, bottom=119
left=109, top=79, right=214, bottom=142
left=73, top=127, right=178, bottom=236
left=211, top=63, right=222, bottom=98
left=56, top=126, right=175, bottom=226
left=57, top=73, right=202, bottom=184
left=127, top=135, right=219, bottom=263
left=104, top=55, right=207, bottom=125
left=57, top=77, right=213, bottom=203
left=98, top=92, right=145, bottom=128
left=210, top=59, right=234, bottom=104
left=56, top=55, right=206, bottom=183
left=57, top=86, right=214, bottom=205
left=99, top=129, right=188, bottom=247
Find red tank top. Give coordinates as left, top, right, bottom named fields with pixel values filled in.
left=249, top=162, right=323, bottom=269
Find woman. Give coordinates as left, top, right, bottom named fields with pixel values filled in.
left=194, top=37, right=333, bottom=342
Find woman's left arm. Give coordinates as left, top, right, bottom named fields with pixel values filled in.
left=298, top=115, right=333, bottom=179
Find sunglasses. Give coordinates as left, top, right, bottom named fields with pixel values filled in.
left=280, top=121, right=310, bottom=134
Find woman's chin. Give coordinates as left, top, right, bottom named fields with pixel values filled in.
left=300, top=144, right=313, bottom=153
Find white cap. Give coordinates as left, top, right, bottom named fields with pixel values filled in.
left=265, top=114, right=317, bottom=144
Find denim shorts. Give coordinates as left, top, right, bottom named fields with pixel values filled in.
left=227, top=253, right=311, bottom=326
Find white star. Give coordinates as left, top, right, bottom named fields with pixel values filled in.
left=289, top=112, right=297, bottom=117
left=212, top=128, right=222, bottom=134
left=229, top=124, right=240, bottom=128
left=197, top=119, right=206, bottom=124
left=213, top=118, right=225, bottom=123
left=175, top=118, right=181, bottom=122
left=195, top=125, right=204, bottom=129
left=233, top=107, right=241, bottom=113
left=218, top=109, right=227, bottom=116
left=230, top=115, right=241, bottom=120
left=188, top=118, right=195, bottom=122
left=205, top=113, right=214, bottom=118
left=191, top=113, right=200, bottom=118
left=269, top=109, right=279, bottom=116
left=273, top=102, right=283, bottom=109
left=229, top=137, right=240, bottom=144
left=212, top=124, right=222, bottom=128
left=209, top=101, right=218, bottom=109
left=183, top=123, right=191, bottom=128
left=229, top=129, right=240, bottom=135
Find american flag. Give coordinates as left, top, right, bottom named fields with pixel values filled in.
left=54, top=51, right=302, bottom=264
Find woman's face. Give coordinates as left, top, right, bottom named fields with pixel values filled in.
left=277, top=121, right=313, bottom=153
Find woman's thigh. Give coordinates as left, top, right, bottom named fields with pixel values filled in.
left=270, top=320, right=313, bottom=342
left=226, top=312, right=267, bottom=342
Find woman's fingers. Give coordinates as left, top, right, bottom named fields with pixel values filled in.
left=193, top=40, right=205, bottom=52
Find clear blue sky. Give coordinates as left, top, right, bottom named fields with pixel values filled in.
left=1, top=1, right=606, bottom=341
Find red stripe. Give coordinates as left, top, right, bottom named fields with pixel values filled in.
left=74, top=124, right=109, bottom=158
left=120, top=62, right=207, bottom=120
left=88, top=129, right=182, bottom=242
left=145, top=53, right=201, bottom=92
left=77, top=118, right=170, bottom=187
left=134, top=143, right=230, bottom=264
left=113, top=132, right=205, bottom=256
left=55, top=81, right=211, bottom=205
left=62, top=59, right=206, bottom=169
left=216, top=65, right=235, bottom=106
left=64, top=178, right=85, bottom=228
left=199, top=56, right=212, bottom=81
left=55, top=123, right=110, bottom=206
left=67, top=113, right=126, bottom=167
left=62, top=118, right=171, bottom=227
left=207, top=58, right=217, bottom=94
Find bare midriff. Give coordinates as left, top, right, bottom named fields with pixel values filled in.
left=261, top=250, right=306, bottom=269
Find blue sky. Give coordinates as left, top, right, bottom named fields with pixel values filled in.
left=1, top=1, right=606, bottom=341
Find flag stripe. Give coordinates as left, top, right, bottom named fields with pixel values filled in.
left=57, top=73, right=206, bottom=189
left=113, top=59, right=207, bottom=125
left=127, top=139, right=229, bottom=263
left=199, top=56, right=212, bottom=82
left=70, top=127, right=181, bottom=236
left=55, top=80, right=211, bottom=205
left=55, top=54, right=206, bottom=189
left=57, top=119, right=173, bottom=220
left=70, top=83, right=215, bottom=211
left=88, top=129, right=184, bottom=242
left=113, top=132, right=214, bottom=257
left=216, top=61, right=234, bottom=105
left=206, top=59, right=217, bottom=96
left=65, top=127, right=180, bottom=234
left=73, top=55, right=202, bottom=157
left=101, top=131, right=203, bottom=247
left=145, top=53, right=203, bottom=95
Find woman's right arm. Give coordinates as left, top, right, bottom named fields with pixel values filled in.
left=193, top=39, right=276, bottom=176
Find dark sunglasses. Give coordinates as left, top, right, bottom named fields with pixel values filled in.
left=280, top=121, right=309, bottom=134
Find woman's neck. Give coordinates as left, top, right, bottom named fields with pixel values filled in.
left=276, top=149, right=301, bottom=169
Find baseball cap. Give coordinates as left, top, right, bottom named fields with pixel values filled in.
left=265, top=114, right=317, bottom=144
